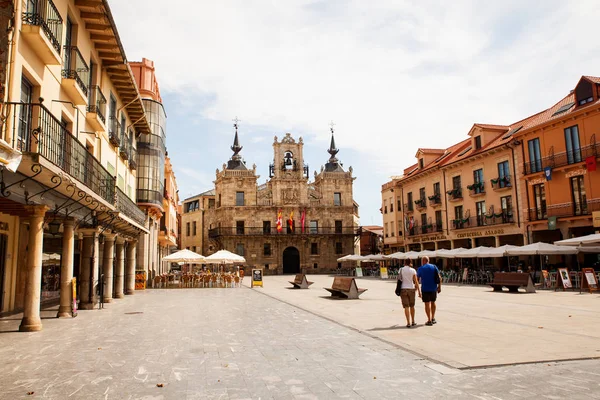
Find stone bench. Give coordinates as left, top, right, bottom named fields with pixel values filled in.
left=288, top=274, right=314, bottom=289
left=324, top=277, right=367, bottom=299
left=490, top=272, right=536, bottom=293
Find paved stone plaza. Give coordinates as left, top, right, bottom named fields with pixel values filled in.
left=0, top=281, right=599, bottom=399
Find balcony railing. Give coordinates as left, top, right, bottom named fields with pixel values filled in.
left=451, top=212, right=514, bottom=229
left=523, top=143, right=600, bottom=175
left=87, top=85, right=106, bottom=123
left=128, top=142, right=137, bottom=170
left=22, top=0, right=63, bottom=53
left=404, top=202, right=414, bottom=212
left=108, top=117, right=119, bottom=146
left=119, top=131, right=129, bottom=160
left=446, top=187, right=463, bottom=201
left=491, top=175, right=511, bottom=190
left=428, top=193, right=442, bottom=206
left=62, top=46, right=90, bottom=96
left=467, top=182, right=485, bottom=196
left=116, top=187, right=146, bottom=226
left=414, top=198, right=427, bottom=210
left=4, top=102, right=115, bottom=203
left=528, top=200, right=600, bottom=221
left=209, top=226, right=357, bottom=238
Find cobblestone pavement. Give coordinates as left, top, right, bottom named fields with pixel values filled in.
left=1, top=288, right=600, bottom=399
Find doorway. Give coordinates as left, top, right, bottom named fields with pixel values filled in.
left=282, top=246, right=300, bottom=274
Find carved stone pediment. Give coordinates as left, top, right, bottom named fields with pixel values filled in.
left=281, top=133, right=295, bottom=144
left=281, top=188, right=299, bottom=204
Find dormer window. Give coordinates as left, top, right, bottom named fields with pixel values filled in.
left=474, top=136, right=482, bottom=150
left=419, top=158, right=424, bottom=169
left=575, top=78, right=594, bottom=106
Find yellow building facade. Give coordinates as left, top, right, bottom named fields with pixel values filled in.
left=0, top=0, right=151, bottom=329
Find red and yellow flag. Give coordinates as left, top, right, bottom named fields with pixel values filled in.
left=300, top=209, right=306, bottom=233
left=276, top=209, right=283, bottom=232
left=289, top=210, right=294, bottom=232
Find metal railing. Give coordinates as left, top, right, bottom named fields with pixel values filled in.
left=491, top=175, right=511, bottom=190
left=116, top=187, right=146, bottom=226
left=528, top=200, right=600, bottom=221
left=209, top=226, right=357, bottom=238
left=524, top=143, right=600, bottom=175
left=468, top=182, right=485, bottom=196
left=451, top=212, right=514, bottom=229
left=428, top=194, right=442, bottom=206
left=128, top=142, right=137, bottom=170
left=446, top=187, right=463, bottom=201
left=108, top=117, right=119, bottom=146
left=414, top=198, right=427, bottom=209
left=22, top=0, right=63, bottom=53
left=4, top=102, right=115, bottom=203
left=62, top=46, right=90, bottom=96
left=87, top=86, right=106, bottom=123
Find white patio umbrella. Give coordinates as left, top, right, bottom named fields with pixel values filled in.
left=455, top=246, right=496, bottom=258
left=506, top=242, right=578, bottom=256
left=476, top=245, right=521, bottom=258
left=419, top=249, right=438, bottom=258
left=435, top=248, right=466, bottom=258
left=337, top=254, right=367, bottom=262
left=554, top=233, right=600, bottom=247
left=402, top=251, right=422, bottom=260
left=162, top=249, right=205, bottom=263
left=363, top=254, right=388, bottom=261
left=387, top=252, right=406, bottom=260
left=204, top=250, right=246, bottom=264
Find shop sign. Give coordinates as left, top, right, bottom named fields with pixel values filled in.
left=410, top=234, right=447, bottom=243
left=528, top=178, right=545, bottom=186
left=456, top=229, right=505, bottom=239
left=565, top=169, right=586, bottom=178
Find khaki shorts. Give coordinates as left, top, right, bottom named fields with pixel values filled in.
left=400, top=288, right=416, bottom=308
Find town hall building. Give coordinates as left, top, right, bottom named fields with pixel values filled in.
left=181, top=123, right=359, bottom=274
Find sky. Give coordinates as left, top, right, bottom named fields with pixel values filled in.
left=110, top=0, right=600, bottom=226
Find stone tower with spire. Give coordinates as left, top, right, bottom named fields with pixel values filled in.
left=204, top=123, right=358, bottom=275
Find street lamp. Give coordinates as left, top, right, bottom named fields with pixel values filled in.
left=48, top=220, right=61, bottom=236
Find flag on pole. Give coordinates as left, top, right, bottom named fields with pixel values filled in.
left=289, top=210, right=294, bottom=232
left=301, top=209, right=306, bottom=233
left=276, top=209, right=283, bottom=232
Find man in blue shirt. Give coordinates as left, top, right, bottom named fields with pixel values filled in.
left=417, top=256, right=441, bottom=326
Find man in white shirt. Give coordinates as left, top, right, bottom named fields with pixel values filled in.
left=400, top=260, right=422, bottom=328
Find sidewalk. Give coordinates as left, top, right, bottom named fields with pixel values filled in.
left=245, top=275, right=600, bottom=369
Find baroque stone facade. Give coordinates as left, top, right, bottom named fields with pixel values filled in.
left=192, top=125, right=358, bottom=275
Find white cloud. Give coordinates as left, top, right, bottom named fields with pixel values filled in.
left=110, top=0, right=600, bottom=220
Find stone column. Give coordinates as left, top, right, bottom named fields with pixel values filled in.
left=125, top=240, right=137, bottom=295
left=57, top=218, right=75, bottom=318
left=19, top=205, right=49, bottom=332
left=101, top=233, right=116, bottom=303
left=470, top=238, right=476, bottom=249
left=79, top=228, right=100, bottom=310
left=495, top=236, right=501, bottom=247
left=113, top=238, right=125, bottom=299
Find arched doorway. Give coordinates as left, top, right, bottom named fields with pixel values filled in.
left=282, top=247, right=300, bottom=274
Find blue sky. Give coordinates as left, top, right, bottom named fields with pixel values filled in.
left=110, top=0, right=600, bottom=225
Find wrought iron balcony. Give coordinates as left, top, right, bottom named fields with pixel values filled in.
left=4, top=102, right=115, bottom=204
left=491, top=175, right=511, bottom=191
left=451, top=212, right=514, bottom=229
left=467, top=182, right=485, bottom=196
left=528, top=200, right=600, bottom=221
left=208, top=226, right=357, bottom=238
left=403, top=202, right=414, bottom=212
left=116, top=187, right=146, bottom=226
left=428, top=193, right=442, bottom=206
left=62, top=46, right=90, bottom=96
left=414, top=198, right=427, bottom=210
left=446, top=187, right=463, bottom=201
left=128, top=143, right=137, bottom=170
left=22, top=0, right=63, bottom=53
left=87, top=85, right=107, bottom=124
left=108, top=117, right=119, bottom=146
left=523, top=143, right=600, bottom=175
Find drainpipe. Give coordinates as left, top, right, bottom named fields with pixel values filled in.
left=518, top=139, right=531, bottom=244
left=442, top=169, right=449, bottom=236
left=509, top=143, right=521, bottom=228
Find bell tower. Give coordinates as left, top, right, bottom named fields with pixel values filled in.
left=270, top=133, right=308, bottom=180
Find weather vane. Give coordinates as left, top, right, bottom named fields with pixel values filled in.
left=329, top=120, right=335, bottom=134
left=233, top=116, right=241, bottom=132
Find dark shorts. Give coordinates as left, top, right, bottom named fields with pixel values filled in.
left=422, top=291, right=437, bottom=303
left=400, top=289, right=416, bottom=308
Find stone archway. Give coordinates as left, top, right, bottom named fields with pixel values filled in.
left=282, top=247, right=300, bottom=274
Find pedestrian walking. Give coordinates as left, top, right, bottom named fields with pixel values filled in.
left=417, top=256, right=441, bottom=326
left=400, top=259, right=421, bottom=328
